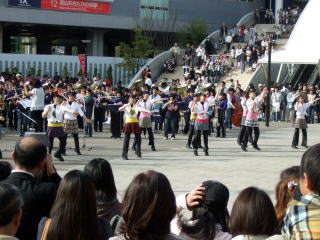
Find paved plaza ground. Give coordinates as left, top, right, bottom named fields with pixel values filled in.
left=1, top=122, right=319, bottom=207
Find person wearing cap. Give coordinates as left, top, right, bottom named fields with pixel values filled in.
left=42, top=94, right=77, bottom=162
left=172, top=181, right=232, bottom=240
left=62, top=92, right=91, bottom=155
left=190, top=93, right=215, bottom=156
left=119, top=95, right=152, bottom=160
left=163, top=95, right=179, bottom=140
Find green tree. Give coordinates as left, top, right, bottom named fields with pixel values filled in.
left=118, top=27, right=153, bottom=77
left=178, top=18, right=208, bottom=47
left=106, top=65, right=113, bottom=80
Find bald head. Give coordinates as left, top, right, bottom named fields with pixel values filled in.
left=13, top=136, right=47, bottom=169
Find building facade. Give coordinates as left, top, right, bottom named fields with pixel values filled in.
left=0, top=0, right=265, bottom=57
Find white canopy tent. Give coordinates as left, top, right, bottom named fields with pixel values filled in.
left=259, top=0, right=320, bottom=65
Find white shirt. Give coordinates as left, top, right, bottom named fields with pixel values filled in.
left=225, top=35, right=233, bottom=43
left=295, top=102, right=313, bottom=119
left=31, top=88, right=45, bottom=110
left=62, top=101, right=84, bottom=120
left=137, top=99, right=153, bottom=112
left=123, top=104, right=141, bottom=119
left=44, top=104, right=67, bottom=123
left=145, top=77, right=152, bottom=87
left=11, top=170, right=34, bottom=177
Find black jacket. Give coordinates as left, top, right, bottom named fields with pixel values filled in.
left=2, top=172, right=60, bottom=240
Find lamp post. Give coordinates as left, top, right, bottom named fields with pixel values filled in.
left=265, top=40, right=272, bottom=127
left=81, top=39, right=91, bottom=78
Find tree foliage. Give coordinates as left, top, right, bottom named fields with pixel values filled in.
left=118, top=27, right=153, bottom=76
left=178, top=18, right=208, bottom=47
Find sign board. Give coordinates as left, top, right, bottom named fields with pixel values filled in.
left=41, top=0, right=111, bottom=14
left=7, top=0, right=41, bottom=8
left=8, top=0, right=111, bottom=14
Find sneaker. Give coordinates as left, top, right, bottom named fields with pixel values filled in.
left=163, top=137, right=168, bottom=140
left=241, top=144, right=247, bottom=152
left=121, top=155, right=128, bottom=160
left=171, top=136, right=175, bottom=140
left=253, top=145, right=261, bottom=151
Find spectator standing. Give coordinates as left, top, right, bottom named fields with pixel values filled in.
left=0, top=184, right=23, bottom=240
left=2, top=136, right=61, bottom=240
left=37, top=170, right=113, bottom=240
left=84, top=158, right=121, bottom=221
left=225, top=33, right=233, bottom=53
left=283, top=144, right=320, bottom=239
left=230, top=187, right=278, bottom=240
left=286, top=89, right=298, bottom=122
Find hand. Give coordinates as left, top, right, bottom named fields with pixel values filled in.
left=45, top=154, right=56, bottom=175
left=86, top=119, right=93, bottom=124
left=72, top=111, right=78, bottom=116
left=186, top=186, right=205, bottom=209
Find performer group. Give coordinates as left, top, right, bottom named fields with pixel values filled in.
left=0, top=74, right=319, bottom=161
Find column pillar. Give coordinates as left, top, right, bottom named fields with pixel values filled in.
left=275, top=0, right=283, bottom=24
left=87, top=29, right=104, bottom=56
left=0, top=23, right=3, bottom=53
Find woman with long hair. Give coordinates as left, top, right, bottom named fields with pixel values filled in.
left=37, top=170, right=113, bottom=240
left=173, top=181, right=232, bottom=240
left=110, top=170, right=181, bottom=240
left=230, top=187, right=278, bottom=240
left=84, top=158, right=121, bottom=221
left=275, top=166, right=300, bottom=227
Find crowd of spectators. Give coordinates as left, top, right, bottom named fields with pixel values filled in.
left=1, top=135, right=320, bottom=240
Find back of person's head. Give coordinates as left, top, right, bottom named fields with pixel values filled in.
left=300, top=144, right=320, bottom=195
left=230, top=187, right=277, bottom=236
left=120, top=170, right=176, bottom=239
left=181, top=181, right=230, bottom=240
left=31, top=79, right=41, bottom=88
left=275, top=166, right=300, bottom=225
left=48, top=170, right=98, bottom=240
left=84, top=158, right=117, bottom=202
left=0, top=161, right=12, bottom=181
left=0, top=184, right=23, bottom=233
left=13, top=137, right=47, bottom=169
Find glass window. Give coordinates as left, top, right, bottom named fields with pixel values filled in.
left=140, top=0, right=169, bottom=19
left=10, top=36, right=37, bottom=54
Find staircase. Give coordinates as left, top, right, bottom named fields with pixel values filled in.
left=221, top=68, right=254, bottom=89
left=157, top=66, right=185, bottom=82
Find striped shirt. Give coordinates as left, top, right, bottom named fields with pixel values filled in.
left=282, top=193, right=320, bottom=240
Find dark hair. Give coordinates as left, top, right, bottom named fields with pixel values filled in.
left=84, top=158, right=117, bottom=202
left=0, top=183, right=23, bottom=226
left=181, top=181, right=230, bottom=240
left=300, top=143, right=320, bottom=194
left=47, top=170, right=99, bottom=240
left=0, top=161, right=12, bottom=181
left=275, top=166, right=300, bottom=225
left=31, top=79, right=41, bottom=88
left=230, top=187, right=277, bottom=236
left=120, top=170, right=176, bottom=240
left=14, top=137, right=47, bottom=169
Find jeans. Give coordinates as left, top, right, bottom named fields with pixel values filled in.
left=164, top=118, right=176, bottom=138
left=240, top=61, right=246, bottom=73
left=307, top=107, right=315, bottom=124
left=85, top=122, right=92, bottom=137
left=18, top=109, right=30, bottom=135
left=224, top=108, right=234, bottom=129
left=272, top=112, right=280, bottom=121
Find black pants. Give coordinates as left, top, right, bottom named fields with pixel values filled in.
left=187, top=124, right=195, bottom=146
left=94, top=107, right=105, bottom=132
left=133, top=127, right=154, bottom=148
left=216, top=116, right=226, bottom=137
left=164, top=118, right=176, bottom=138
left=8, top=104, right=18, bottom=130
left=122, top=133, right=141, bottom=157
left=65, top=134, right=81, bottom=153
left=49, top=136, right=67, bottom=157
left=111, top=111, right=121, bottom=138
left=31, top=110, right=44, bottom=132
left=192, top=130, right=209, bottom=150
left=244, top=126, right=260, bottom=146
left=183, top=112, right=191, bottom=134
left=292, top=128, right=307, bottom=147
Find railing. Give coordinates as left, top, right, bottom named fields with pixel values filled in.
left=308, top=62, right=320, bottom=85
left=128, top=50, right=173, bottom=89
left=0, top=53, right=133, bottom=85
